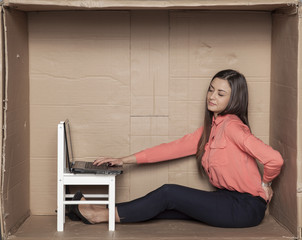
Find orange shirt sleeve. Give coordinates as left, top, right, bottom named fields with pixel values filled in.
left=135, top=127, right=203, bottom=164
left=225, top=121, right=284, bottom=183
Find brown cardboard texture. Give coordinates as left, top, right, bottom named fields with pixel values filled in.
left=2, top=0, right=298, bottom=11
left=270, top=11, right=299, bottom=235
left=28, top=9, right=272, bottom=212
left=9, top=215, right=293, bottom=240
left=298, top=5, right=302, bottom=238
left=0, top=5, right=4, bottom=237
left=0, top=1, right=301, bottom=239
left=1, top=7, right=30, bottom=237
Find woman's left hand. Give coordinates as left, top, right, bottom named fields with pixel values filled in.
left=262, top=185, right=273, bottom=202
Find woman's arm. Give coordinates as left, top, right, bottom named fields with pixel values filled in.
left=135, top=127, right=203, bottom=164
left=225, top=120, right=283, bottom=202
left=225, top=121, right=284, bottom=182
left=94, top=126, right=203, bottom=166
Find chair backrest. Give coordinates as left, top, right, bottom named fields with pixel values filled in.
left=57, top=121, right=66, bottom=180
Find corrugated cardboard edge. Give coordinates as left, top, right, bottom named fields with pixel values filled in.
left=1, top=6, right=8, bottom=240
left=298, top=4, right=302, bottom=239
left=0, top=6, right=4, bottom=240
left=1, top=7, right=30, bottom=239
left=1, top=0, right=300, bottom=11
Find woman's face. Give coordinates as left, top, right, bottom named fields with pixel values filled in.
left=207, top=77, right=231, bottom=118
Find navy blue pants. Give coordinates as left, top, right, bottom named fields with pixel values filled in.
left=116, top=184, right=267, bottom=228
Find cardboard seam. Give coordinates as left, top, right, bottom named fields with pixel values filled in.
left=274, top=3, right=299, bottom=16
left=6, top=210, right=30, bottom=237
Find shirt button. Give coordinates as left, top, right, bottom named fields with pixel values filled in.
left=212, top=136, right=215, bottom=140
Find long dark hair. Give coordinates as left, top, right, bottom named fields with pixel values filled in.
left=196, top=69, right=250, bottom=172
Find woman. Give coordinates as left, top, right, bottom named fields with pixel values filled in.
left=70, top=69, right=284, bottom=228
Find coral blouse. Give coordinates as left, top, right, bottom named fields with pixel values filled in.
left=135, top=114, right=284, bottom=201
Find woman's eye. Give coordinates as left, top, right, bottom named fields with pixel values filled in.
left=208, top=88, right=214, bottom=92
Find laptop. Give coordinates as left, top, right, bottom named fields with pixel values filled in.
left=63, top=119, right=123, bottom=175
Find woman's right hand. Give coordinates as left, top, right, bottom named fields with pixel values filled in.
left=93, top=157, right=124, bottom=167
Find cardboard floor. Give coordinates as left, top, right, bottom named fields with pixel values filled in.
left=8, top=214, right=294, bottom=240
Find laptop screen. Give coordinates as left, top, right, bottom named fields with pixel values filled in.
left=64, top=119, right=74, bottom=171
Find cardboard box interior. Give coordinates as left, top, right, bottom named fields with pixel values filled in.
left=0, top=0, right=301, bottom=239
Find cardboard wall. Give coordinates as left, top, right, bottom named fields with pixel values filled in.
left=298, top=5, right=302, bottom=238
left=270, top=11, right=298, bottom=235
left=2, top=8, right=30, bottom=235
left=3, top=0, right=293, bottom=11
left=0, top=6, right=4, bottom=236
left=28, top=10, right=272, bottom=214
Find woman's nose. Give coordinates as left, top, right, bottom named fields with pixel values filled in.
left=209, top=92, right=216, bottom=99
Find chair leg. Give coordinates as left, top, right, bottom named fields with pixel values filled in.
left=57, top=182, right=65, bottom=231
left=108, top=176, right=116, bottom=231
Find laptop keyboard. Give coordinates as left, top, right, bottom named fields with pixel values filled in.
left=85, top=162, right=107, bottom=169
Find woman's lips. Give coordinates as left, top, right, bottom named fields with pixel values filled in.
left=208, top=101, right=216, bottom=106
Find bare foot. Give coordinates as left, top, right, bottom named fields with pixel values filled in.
left=78, top=196, right=120, bottom=223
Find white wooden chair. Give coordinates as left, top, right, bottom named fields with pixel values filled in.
left=57, top=121, right=117, bottom=231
